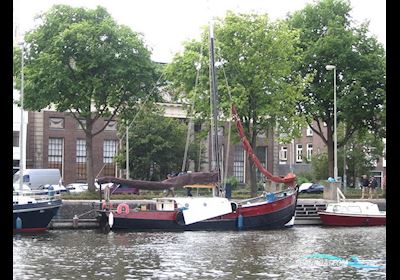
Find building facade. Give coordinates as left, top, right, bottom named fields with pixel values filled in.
left=21, top=104, right=385, bottom=188
left=25, top=111, right=119, bottom=185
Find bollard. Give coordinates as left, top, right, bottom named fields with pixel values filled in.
left=72, top=215, right=79, bottom=228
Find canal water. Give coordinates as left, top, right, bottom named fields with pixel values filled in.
left=13, top=226, right=386, bottom=279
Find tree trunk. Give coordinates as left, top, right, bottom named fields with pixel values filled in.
left=86, top=118, right=95, bottom=192
left=249, top=124, right=258, bottom=197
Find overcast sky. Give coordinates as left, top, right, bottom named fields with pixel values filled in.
left=13, top=0, right=386, bottom=63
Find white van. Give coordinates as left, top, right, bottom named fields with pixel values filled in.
left=13, top=169, right=62, bottom=190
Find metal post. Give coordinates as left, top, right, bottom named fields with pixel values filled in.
left=126, top=123, right=129, bottom=179
left=333, top=67, right=338, bottom=180
left=19, top=42, right=24, bottom=191
left=326, top=65, right=337, bottom=180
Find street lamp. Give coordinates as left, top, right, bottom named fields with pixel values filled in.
left=326, top=64, right=338, bottom=180
left=18, top=41, right=25, bottom=191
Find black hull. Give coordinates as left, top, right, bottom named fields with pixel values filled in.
left=100, top=201, right=296, bottom=231
left=13, top=200, right=62, bottom=232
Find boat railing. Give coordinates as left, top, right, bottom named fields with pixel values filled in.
left=13, top=189, right=62, bottom=202
left=238, top=188, right=295, bottom=205
left=336, top=187, right=346, bottom=202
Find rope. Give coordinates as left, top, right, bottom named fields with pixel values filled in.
left=182, top=44, right=204, bottom=172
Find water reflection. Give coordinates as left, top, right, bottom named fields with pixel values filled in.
left=13, top=226, right=386, bottom=279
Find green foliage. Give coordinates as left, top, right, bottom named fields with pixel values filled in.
left=312, top=153, right=330, bottom=181
left=295, top=172, right=314, bottom=185
left=117, top=103, right=193, bottom=181
left=13, top=5, right=158, bottom=191
left=165, top=12, right=310, bottom=195
left=287, top=0, right=386, bottom=177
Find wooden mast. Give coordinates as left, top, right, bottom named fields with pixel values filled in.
left=208, top=20, right=223, bottom=196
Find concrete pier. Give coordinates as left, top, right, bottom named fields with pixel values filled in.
left=48, top=198, right=386, bottom=229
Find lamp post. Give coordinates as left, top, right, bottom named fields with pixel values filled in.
left=19, top=41, right=25, bottom=191
left=326, top=64, right=337, bottom=180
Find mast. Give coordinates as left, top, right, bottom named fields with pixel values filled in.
left=208, top=21, right=222, bottom=192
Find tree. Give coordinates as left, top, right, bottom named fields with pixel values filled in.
left=288, top=0, right=386, bottom=177
left=13, top=5, right=157, bottom=191
left=116, top=103, right=195, bottom=181
left=165, top=12, right=309, bottom=195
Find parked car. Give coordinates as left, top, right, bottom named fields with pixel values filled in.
left=66, top=183, right=88, bottom=194
left=300, top=183, right=324, bottom=194
left=37, top=184, right=68, bottom=194
left=298, top=182, right=313, bottom=193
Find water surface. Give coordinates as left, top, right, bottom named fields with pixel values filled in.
left=13, top=226, right=386, bottom=279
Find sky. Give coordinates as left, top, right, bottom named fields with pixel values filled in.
left=13, top=0, right=386, bottom=63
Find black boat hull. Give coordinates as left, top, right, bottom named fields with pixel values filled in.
left=13, top=200, right=62, bottom=233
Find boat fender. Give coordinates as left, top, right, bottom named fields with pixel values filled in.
left=175, top=209, right=186, bottom=226
left=109, top=212, right=114, bottom=228
left=16, top=217, right=22, bottom=230
left=237, top=214, right=243, bottom=230
left=117, top=203, right=130, bottom=215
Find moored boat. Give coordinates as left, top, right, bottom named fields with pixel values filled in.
left=13, top=190, right=62, bottom=233
left=318, top=201, right=385, bottom=226
left=97, top=183, right=298, bottom=231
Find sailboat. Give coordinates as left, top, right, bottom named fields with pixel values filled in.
left=13, top=44, right=62, bottom=233
left=96, top=22, right=299, bottom=231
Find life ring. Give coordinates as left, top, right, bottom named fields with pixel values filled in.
left=117, top=203, right=130, bottom=215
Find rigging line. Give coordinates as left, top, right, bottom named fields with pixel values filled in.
left=182, top=43, right=204, bottom=172
left=95, top=71, right=165, bottom=179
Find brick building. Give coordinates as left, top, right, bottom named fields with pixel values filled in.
left=20, top=105, right=385, bottom=188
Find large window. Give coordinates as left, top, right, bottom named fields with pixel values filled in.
left=255, top=146, right=267, bottom=183
left=279, top=146, right=288, bottom=161
left=48, top=138, right=64, bottom=172
left=233, top=144, right=245, bottom=183
left=296, top=144, right=303, bottom=162
left=103, top=140, right=118, bottom=176
left=306, top=143, right=313, bottom=161
left=76, top=139, right=86, bottom=180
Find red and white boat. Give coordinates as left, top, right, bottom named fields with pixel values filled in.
left=318, top=201, right=386, bottom=226
left=96, top=22, right=299, bottom=232
left=96, top=174, right=298, bottom=231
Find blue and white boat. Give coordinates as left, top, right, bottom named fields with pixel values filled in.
left=13, top=189, right=62, bottom=233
